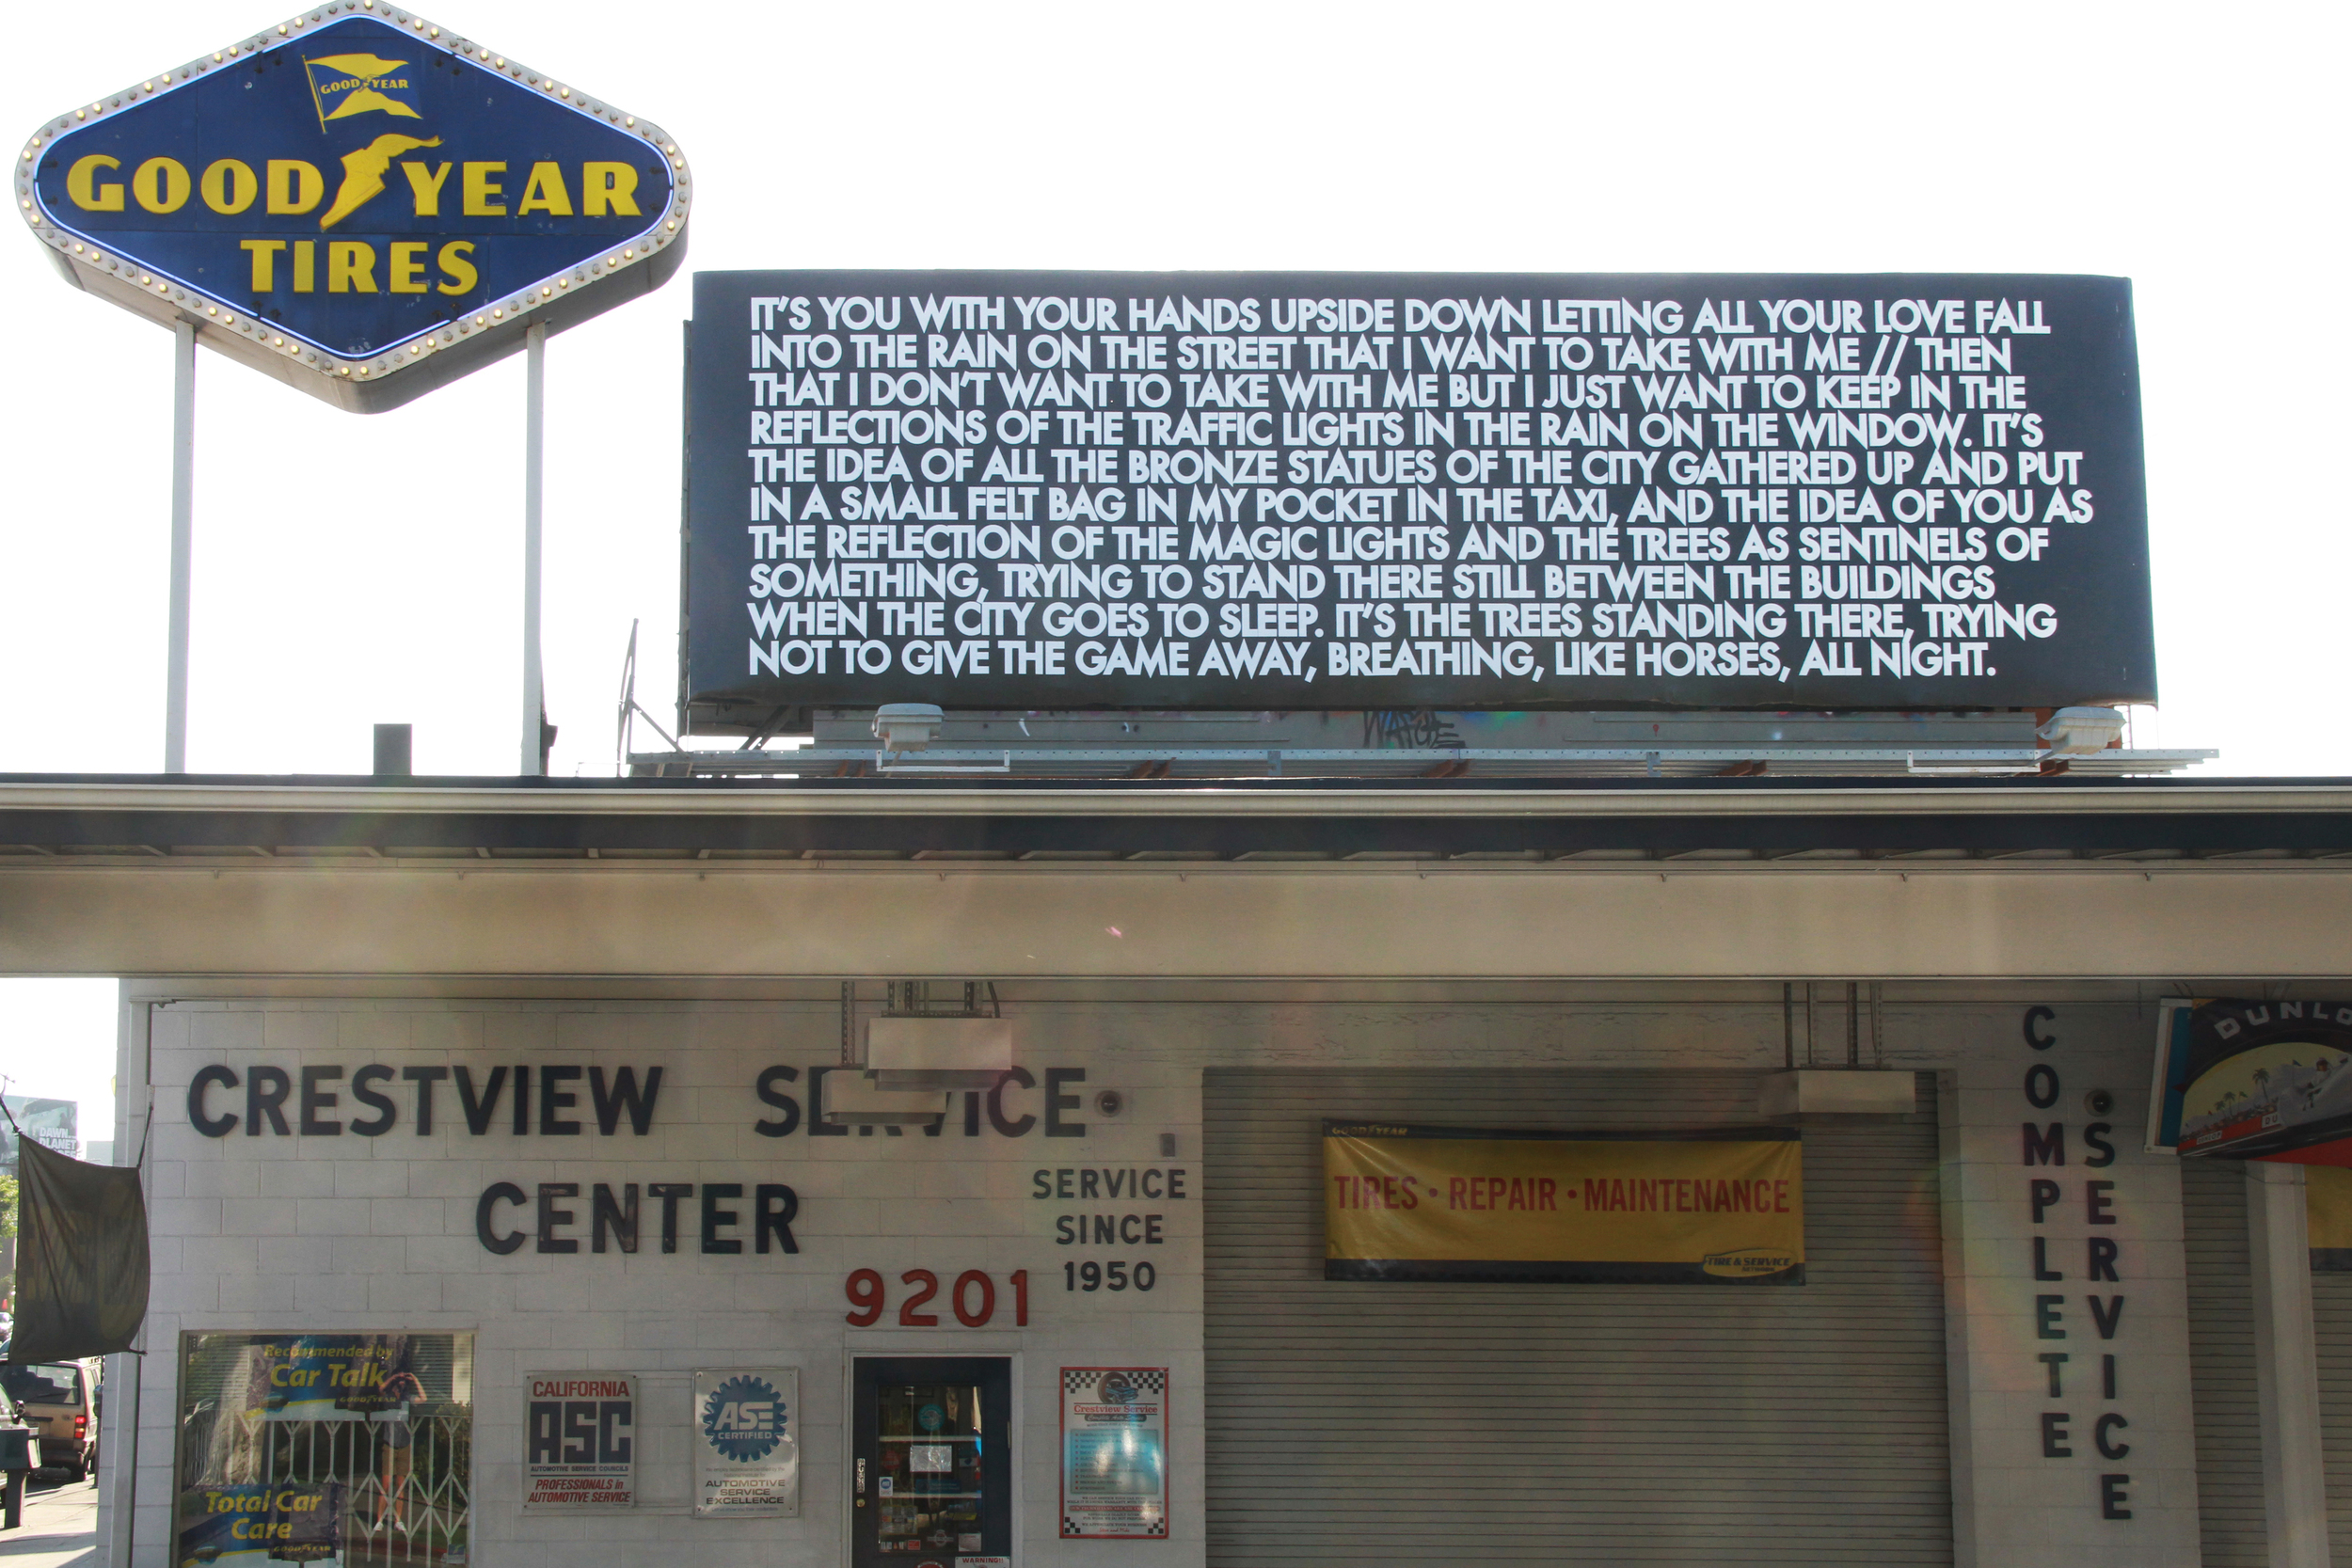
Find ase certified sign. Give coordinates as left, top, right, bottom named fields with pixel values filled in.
left=16, top=5, right=688, bottom=412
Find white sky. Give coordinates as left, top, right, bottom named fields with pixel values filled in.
left=0, top=3, right=2344, bottom=1111
left=0, top=981, right=118, bottom=1151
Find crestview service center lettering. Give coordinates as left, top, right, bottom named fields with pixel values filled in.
left=181, top=1061, right=1097, bottom=1138
left=179, top=1060, right=1110, bottom=1258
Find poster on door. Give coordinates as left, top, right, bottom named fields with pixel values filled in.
left=693, top=1368, right=801, bottom=1517
left=1060, top=1368, right=1168, bottom=1539
left=523, top=1373, right=637, bottom=1511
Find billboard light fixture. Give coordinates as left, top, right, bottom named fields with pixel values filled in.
left=2038, top=705, right=2128, bottom=754
left=873, top=705, right=946, bottom=752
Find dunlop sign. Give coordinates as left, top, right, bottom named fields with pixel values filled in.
left=1323, top=1121, right=1804, bottom=1284
left=685, top=269, right=2153, bottom=714
left=18, top=6, right=689, bottom=411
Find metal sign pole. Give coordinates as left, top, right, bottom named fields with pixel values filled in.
left=520, top=322, right=546, bottom=776
left=164, top=321, right=195, bottom=773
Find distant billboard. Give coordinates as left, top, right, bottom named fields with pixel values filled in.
left=683, top=271, right=2153, bottom=720
left=18, top=8, right=689, bottom=411
left=0, top=1099, right=77, bottom=1171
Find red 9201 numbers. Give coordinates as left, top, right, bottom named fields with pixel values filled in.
left=844, top=1268, right=1028, bottom=1327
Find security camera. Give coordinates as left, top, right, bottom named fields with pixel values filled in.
left=1093, top=1088, right=1126, bottom=1119
left=2083, top=1088, right=2116, bottom=1117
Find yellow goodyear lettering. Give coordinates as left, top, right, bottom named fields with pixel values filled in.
left=67, top=154, right=123, bottom=212
left=389, top=241, right=428, bottom=293
left=240, top=239, right=284, bottom=291
left=401, top=160, right=452, bottom=215
left=60, top=139, right=653, bottom=305
left=131, top=157, right=189, bottom=214
left=437, top=240, right=477, bottom=295
left=267, top=160, right=324, bottom=215
left=200, top=159, right=258, bottom=214
left=581, top=161, right=639, bottom=217
left=461, top=161, right=506, bottom=216
left=517, top=162, right=571, bottom=216
left=327, top=241, right=376, bottom=293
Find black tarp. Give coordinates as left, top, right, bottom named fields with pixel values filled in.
left=10, top=1137, right=147, bottom=1361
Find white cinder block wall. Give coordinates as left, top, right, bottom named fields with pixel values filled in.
left=107, top=987, right=2203, bottom=1568
left=1931, top=1004, right=2201, bottom=1566
left=121, top=999, right=1206, bottom=1568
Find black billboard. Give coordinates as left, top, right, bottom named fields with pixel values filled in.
left=683, top=271, right=2153, bottom=716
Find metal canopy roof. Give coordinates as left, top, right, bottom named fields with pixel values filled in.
left=0, top=773, right=2344, bottom=865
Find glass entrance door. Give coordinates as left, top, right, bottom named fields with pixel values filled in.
left=850, top=1357, right=1012, bottom=1568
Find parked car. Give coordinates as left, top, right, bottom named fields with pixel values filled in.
left=0, top=1361, right=95, bottom=1481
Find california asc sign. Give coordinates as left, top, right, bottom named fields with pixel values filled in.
left=16, top=5, right=688, bottom=411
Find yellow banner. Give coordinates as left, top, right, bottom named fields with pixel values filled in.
left=2309, top=1164, right=2352, bottom=1270
left=1324, top=1121, right=1804, bottom=1284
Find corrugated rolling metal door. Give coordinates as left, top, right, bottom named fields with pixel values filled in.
left=1203, top=1069, right=1949, bottom=1566
left=2312, top=1240, right=2352, bottom=1555
left=2188, top=1164, right=2352, bottom=1562
left=2181, top=1158, right=2264, bottom=1566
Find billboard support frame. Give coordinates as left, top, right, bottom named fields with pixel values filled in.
left=521, top=324, right=546, bottom=777
left=166, top=322, right=194, bottom=774
left=20, top=4, right=693, bottom=776
left=151, top=313, right=556, bottom=778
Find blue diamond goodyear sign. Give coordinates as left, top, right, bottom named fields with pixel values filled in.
left=16, top=5, right=688, bottom=412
